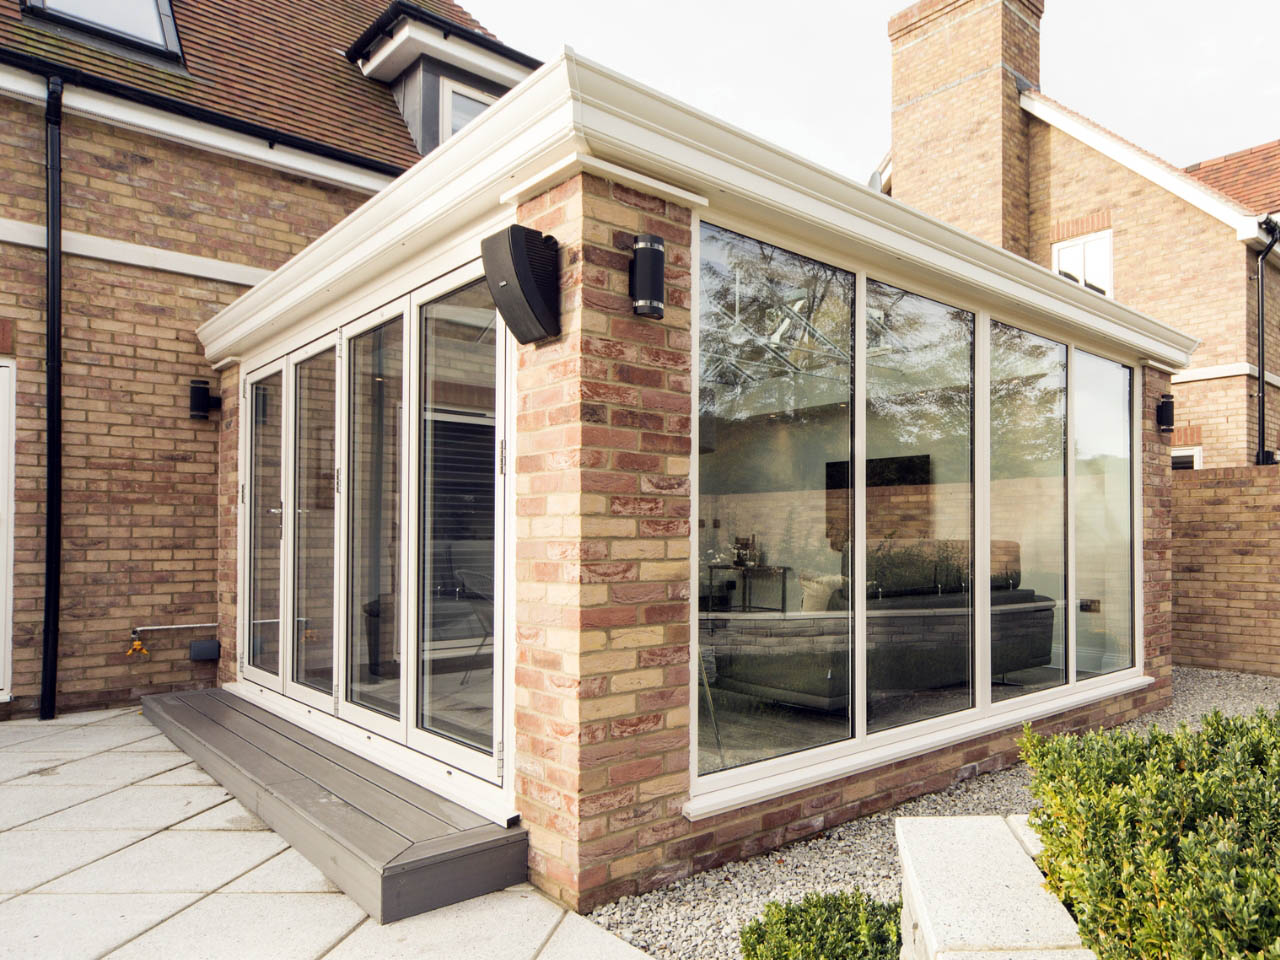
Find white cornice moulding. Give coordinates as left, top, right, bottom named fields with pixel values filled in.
left=0, top=216, right=271, bottom=286
left=198, top=49, right=1200, bottom=370
left=1020, top=93, right=1268, bottom=245
left=499, top=153, right=709, bottom=209
left=360, top=19, right=533, bottom=88
left=1171, top=361, right=1280, bottom=390
left=0, top=64, right=394, bottom=195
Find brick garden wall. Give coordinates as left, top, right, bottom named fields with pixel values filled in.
left=1172, top=465, right=1280, bottom=675
left=0, top=101, right=368, bottom=715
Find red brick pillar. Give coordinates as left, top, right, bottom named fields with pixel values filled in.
left=1141, top=365, right=1173, bottom=704
left=216, top=364, right=239, bottom=686
left=512, top=173, right=694, bottom=910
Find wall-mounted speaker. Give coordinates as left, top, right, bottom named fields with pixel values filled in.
left=481, top=225, right=560, bottom=344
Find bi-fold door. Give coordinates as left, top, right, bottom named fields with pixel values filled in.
left=241, top=270, right=509, bottom=784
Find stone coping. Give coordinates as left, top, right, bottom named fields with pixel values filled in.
left=896, top=815, right=1096, bottom=960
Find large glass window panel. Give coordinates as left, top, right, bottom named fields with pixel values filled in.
left=449, top=91, right=489, bottom=136
left=1074, top=351, right=1134, bottom=678
left=697, top=222, right=855, bottom=774
left=348, top=318, right=403, bottom=717
left=249, top=373, right=283, bottom=675
left=990, top=322, right=1067, bottom=702
left=294, top=350, right=336, bottom=694
left=420, top=281, right=499, bottom=753
left=865, top=281, right=973, bottom=733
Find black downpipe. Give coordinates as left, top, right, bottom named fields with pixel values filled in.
left=39, top=77, right=63, bottom=721
left=1256, top=219, right=1279, bottom=466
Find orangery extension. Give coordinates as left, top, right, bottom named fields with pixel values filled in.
left=145, top=49, right=1199, bottom=919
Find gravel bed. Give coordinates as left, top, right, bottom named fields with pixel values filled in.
left=591, top=666, right=1280, bottom=960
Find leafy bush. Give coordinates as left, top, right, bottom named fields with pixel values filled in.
left=739, top=890, right=901, bottom=960
left=1022, top=709, right=1280, bottom=960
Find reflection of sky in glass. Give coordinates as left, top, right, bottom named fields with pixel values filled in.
left=47, top=0, right=164, bottom=44
left=1073, top=351, right=1131, bottom=461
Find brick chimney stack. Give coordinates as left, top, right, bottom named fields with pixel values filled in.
left=889, top=0, right=1043, bottom=257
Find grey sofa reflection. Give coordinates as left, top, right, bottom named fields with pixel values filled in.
left=703, top=540, right=1056, bottom=712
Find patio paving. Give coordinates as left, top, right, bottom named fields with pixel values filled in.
left=0, top=706, right=649, bottom=960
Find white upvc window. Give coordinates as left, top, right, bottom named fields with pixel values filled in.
left=1052, top=229, right=1113, bottom=297
left=1171, top=446, right=1202, bottom=470
left=440, top=78, right=496, bottom=143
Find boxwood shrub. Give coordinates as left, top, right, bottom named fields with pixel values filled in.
left=739, top=890, right=901, bottom=960
left=1022, top=709, right=1280, bottom=960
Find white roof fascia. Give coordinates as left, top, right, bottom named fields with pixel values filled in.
left=360, top=19, right=533, bottom=88
left=199, top=49, right=1199, bottom=370
left=1020, top=92, right=1268, bottom=245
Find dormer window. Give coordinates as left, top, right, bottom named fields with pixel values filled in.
left=1052, top=229, right=1112, bottom=297
left=23, top=0, right=182, bottom=58
left=441, top=78, right=495, bottom=141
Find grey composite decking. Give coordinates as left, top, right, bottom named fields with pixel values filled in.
left=142, top=688, right=527, bottom=923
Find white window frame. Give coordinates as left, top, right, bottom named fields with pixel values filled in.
left=1171, top=445, right=1203, bottom=470
left=1051, top=229, right=1113, bottom=298
left=686, top=213, right=1148, bottom=819
left=23, top=0, right=183, bottom=59
left=439, top=77, right=497, bottom=144
left=0, top=360, right=14, bottom=702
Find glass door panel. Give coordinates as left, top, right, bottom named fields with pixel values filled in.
left=294, top=348, right=337, bottom=695
left=347, top=317, right=404, bottom=718
left=249, top=372, right=283, bottom=675
left=419, top=281, right=499, bottom=754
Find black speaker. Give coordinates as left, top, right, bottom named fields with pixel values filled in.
left=481, top=225, right=560, bottom=344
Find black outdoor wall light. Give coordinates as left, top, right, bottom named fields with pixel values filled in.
left=630, top=234, right=665, bottom=319
left=189, top=379, right=222, bottom=420
left=1156, top=393, right=1175, bottom=433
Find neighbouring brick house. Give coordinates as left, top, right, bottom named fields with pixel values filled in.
left=0, top=0, right=537, bottom=715
left=881, top=0, right=1280, bottom=680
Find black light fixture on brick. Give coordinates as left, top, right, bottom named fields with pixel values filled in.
left=1156, top=393, right=1175, bottom=433
left=189, top=379, right=222, bottom=420
left=630, top=234, right=665, bottom=319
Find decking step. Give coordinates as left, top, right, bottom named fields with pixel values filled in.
left=142, top=688, right=527, bottom=923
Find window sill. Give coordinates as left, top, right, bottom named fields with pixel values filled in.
left=682, top=672, right=1153, bottom=821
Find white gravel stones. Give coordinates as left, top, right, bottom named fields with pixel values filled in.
left=590, top=667, right=1280, bottom=960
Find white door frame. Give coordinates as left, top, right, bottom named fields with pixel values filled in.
left=0, top=360, right=14, bottom=703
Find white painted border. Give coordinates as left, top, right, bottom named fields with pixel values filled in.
left=0, top=216, right=270, bottom=286
left=1171, top=361, right=1280, bottom=390
left=359, top=19, right=533, bottom=89
left=0, top=360, right=14, bottom=702
left=439, top=77, right=497, bottom=146
left=0, top=65, right=393, bottom=194
left=1172, top=445, right=1203, bottom=470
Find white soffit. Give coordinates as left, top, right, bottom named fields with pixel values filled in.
left=0, top=64, right=393, bottom=194
left=1020, top=92, right=1267, bottom=245
left=198, top=49, right=1200, bottom=370
left=360, top=19, right=533, bottom=88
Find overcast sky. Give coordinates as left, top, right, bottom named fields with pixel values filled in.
left=465, top=0, right=1280, bottom=185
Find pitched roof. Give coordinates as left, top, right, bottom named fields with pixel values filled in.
left=1186, top=139, right=1280, bottom=216
left=0, top=0, right=504, bottom=173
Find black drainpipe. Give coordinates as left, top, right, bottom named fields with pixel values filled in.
left=1256, top=217, right=1279, bottom=466
left=38, top=76, right=63, bottom=720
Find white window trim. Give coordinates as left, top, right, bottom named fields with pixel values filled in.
left=439, top=77, right=496, bottom=145
left=1051, top=229, right=1113, bottom=298
left=686, top=212, right=1147, bottom=819
left=0, top=360, right=14, bottom=702
left=1172, top=445, right=1203, bottom=469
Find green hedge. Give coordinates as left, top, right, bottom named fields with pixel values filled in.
left=739, top=890, right=900, bottom=960
left=1022, top=709, right=1280, bottom=960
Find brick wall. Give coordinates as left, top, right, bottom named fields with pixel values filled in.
left=0, top=102, right=368, bottom=715
left=1172, top=464, right=1280, bottom=674
left=512, top=172, right=694, bottom=911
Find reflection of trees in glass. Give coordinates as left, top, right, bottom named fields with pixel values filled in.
left=990, top=323, right=1066, bottom=478
left=699, top=223, right=854, bottom=420
left=866, top=281, right=973, bottom=449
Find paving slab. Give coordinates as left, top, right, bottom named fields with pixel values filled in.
left=0, top=783, right=119, bottom=829
left=0, top=725, right=60, bottom=748
left=15, top=784, right=231, bottom=831
left=1006, top=814, right=1044, bottom=859
left=9, top=751, right=188, bottom=787
left=324, top=884, right=565, bottom=960
left=3, top=707, right=136, bottom=727
left=137, top=762, right=218, bottom=786
left=106, top=892, right=368, bottom=960
left=539, top=912, right=652, bottom=960
left=0, top=828, right=151, bottom=893
left=38, top=829, right=287, bottom=893
left=112, top=733, right=183, bottom=752
left=0, top=893, right=200, bottom=960
left=222, top=848, right=339, bottom=893
left=172, top=798, right=268, bottom=831
left=3, top=725, right=157, bottom=754
left=0, top=751, right=86, bottom=783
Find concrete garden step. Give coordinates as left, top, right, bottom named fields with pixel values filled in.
left=142, top=688, right=527, bottom=923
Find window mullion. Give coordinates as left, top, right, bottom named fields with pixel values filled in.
left=853, top=272, right=867, bottom=742
left=1066, top=346, right=1078, bottom=685
left=974, top=312, right=992, bottom=713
